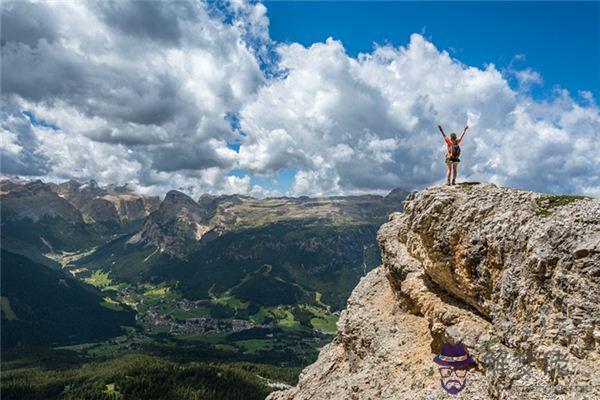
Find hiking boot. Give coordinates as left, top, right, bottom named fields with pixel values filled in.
left=451, top=180, right=456, bottom=185
left=446, top=181, right=451, bottom=186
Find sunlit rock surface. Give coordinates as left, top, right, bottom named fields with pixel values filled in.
left=268, top=183, right=599, bottom=400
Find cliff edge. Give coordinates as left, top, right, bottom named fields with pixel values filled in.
left=268, top=183, right=599, bottom=400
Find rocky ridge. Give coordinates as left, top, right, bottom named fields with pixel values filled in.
left=1, top=178, right=408, bottom=266
left=0, top=179, right=159, bottom=228
left=268, top=183, right=599, bottom=400
left=128, top=188, right=409, bottom=259
left=51, top=179, right=160, bottom=224
left=0, top=180, right=83, bottom=224
left=127, top=190, right=217, bottom=258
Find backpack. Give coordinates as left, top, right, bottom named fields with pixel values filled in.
left=450, top=142, right=461, bottom=159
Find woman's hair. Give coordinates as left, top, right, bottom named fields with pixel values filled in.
left=450, top=133, right=457, bottom=140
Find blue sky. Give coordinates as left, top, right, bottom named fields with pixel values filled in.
left=266, top=1, right=600, bottom=99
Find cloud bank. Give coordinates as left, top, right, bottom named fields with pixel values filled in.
left=1, top=1, right=598, bottom=197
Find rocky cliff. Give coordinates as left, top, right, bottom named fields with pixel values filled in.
left=52, top=179, right=160, bottom=224
left=127, top=190, right=216, bottom=258
left=268, top=183, right=599, bottom=400
left=0, top=180, right=83, bottom=224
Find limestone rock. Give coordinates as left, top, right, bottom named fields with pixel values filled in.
left=269, top=184, right=599, bottom=400
left=52, top=179, right=160, bottom=224
left=0, top=180, right=83, bottom=224
left=129, top=190, right=216, bottom=258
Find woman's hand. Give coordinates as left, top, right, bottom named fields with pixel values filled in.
left=459, top=125, right=469, bottom=141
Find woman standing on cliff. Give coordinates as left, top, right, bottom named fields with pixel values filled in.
left=437, top=124, right=469, bottom=185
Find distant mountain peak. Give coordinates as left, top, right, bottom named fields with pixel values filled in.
left=385, top=187, right=409, bottom=197
left=1, top=179, right=160, bottom=242
left=130, top=190, right=216, bottom=258
left=164, top=190, right=196, bottom=204
left=4, top=179, right=61, bottom=198
left=104, top=183, right=131, bottom=195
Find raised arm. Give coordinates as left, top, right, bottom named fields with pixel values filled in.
left=459, top=125, right=469, bottom=141
left=437, top=125, right=447, bottom=138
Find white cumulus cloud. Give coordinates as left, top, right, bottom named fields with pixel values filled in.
left=1, top=0, right=265, bottom=196
left=1, top=2, right=598, bottom=197
left=238, top=34, right=599, bottom=196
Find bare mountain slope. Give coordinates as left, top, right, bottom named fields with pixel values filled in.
left=52, top=179, right=160, bottom=227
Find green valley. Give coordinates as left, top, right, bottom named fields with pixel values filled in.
left=0, top=179, right=406, bottom=399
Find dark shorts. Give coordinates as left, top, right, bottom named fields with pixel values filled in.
left=445, top=154, right=460, bottom=164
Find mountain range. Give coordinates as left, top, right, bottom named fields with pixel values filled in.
left=0, top=178, right=408, bottom=348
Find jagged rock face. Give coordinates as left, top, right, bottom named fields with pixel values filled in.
left=0, top=180, right=82, bottom=224
left=268, top=267, right=493, bottom=400
left=0, top=179, right=23, bottom=194
left=53, top=180, right=159, bottom=223
left=269, top=184, right=599, bottom=400
left=0, top=180, right=98, bottom=253
left=55, top=180, right=116, bottom=223
left=396, top=184, right=599, bottom=362
left=102, top=194, right=160, bottom=222
left=1, top=179, right=159, bottom=245
left=128, top=190, right=216, bottom=258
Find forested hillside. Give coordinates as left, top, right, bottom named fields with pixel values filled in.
left=1, top=250, right=136, bottom=348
